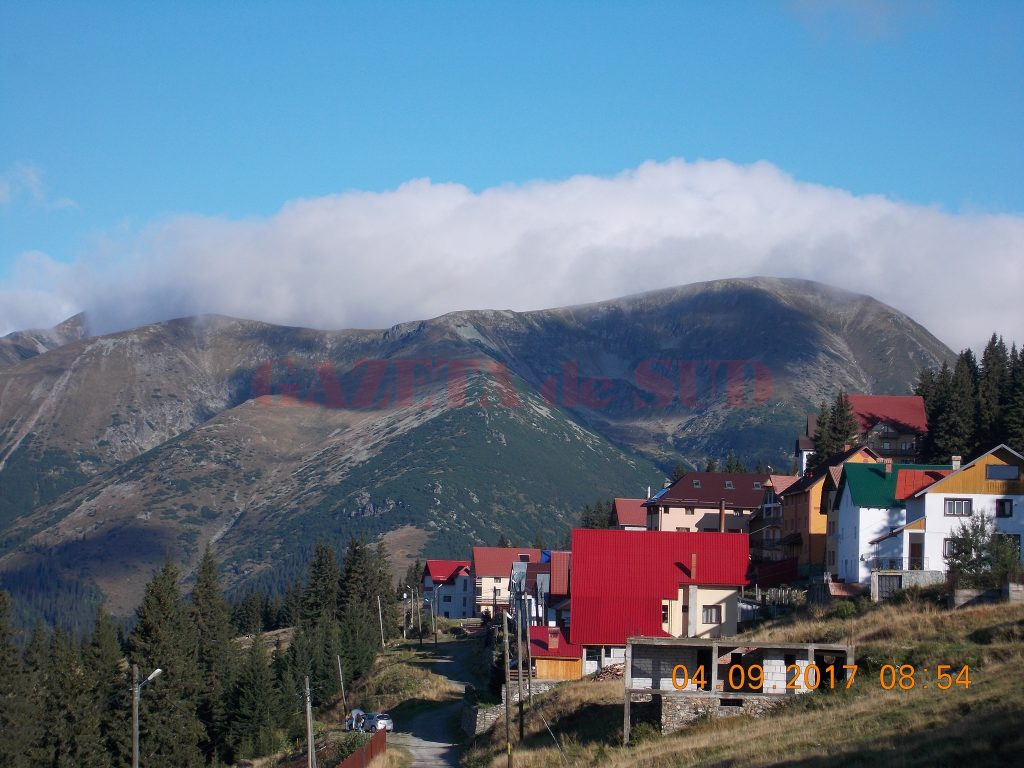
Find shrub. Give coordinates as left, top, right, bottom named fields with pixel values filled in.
left=629, top=722, right=661, bottom=745
left=830, top=600, right=857, bottom=620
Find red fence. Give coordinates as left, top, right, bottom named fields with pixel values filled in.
left=336, top=730, right=387, bottom=768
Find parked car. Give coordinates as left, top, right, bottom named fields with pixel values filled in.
left=364, top=713, right=394, bottom=732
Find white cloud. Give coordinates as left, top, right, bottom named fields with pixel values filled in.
left=0, top=162, right=77, bottom=211
left=1, top=158, right=1021, bottom=351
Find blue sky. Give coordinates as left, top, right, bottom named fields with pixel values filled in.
left=1, top=1, right=1023, bottom=347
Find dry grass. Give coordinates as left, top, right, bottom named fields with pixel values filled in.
left=367, top=745, right=412, bottom=768
left=464, top=600, right=1024, bottom=768
left=347, top=643, right=462, bottom=715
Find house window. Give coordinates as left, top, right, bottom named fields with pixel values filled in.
left=693, top=479, right=701, bottom=488
left=996, top=499, right=1014, bottom=518
left=882, top=441, right=891, bottom=450
left=753, top=482, right=762, bottom=490
left=944, top=498, right=972, bottom=517
left=443, top=595, right=452, bottom=603
left=725, top=481, right=734, bottom=489
left=661, top=604, right=669, bottom=623
left=475, top=586, right=482, bottom=597
left=702, top=605, right=722, bottom=624
left=900, top=442, right=913, bottom=452
left=943, top=538, right=957, bottom=557
left=462, top=597, right=467, bottom=607
left=585, top=648, right=599, bottom=662
left=986, top=465, right=1020, bottom=480
left=518, top=554, right=530, bottom=562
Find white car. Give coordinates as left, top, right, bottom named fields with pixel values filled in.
left=365, top=713, right=394, bottom=732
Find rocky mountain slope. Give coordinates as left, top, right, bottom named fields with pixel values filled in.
left=0, top=277, right=953, bottom=627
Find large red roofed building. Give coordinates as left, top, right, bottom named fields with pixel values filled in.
left=796, top=394, right=928, bottom=472
left=570, top=529, right=749, bottom=675
left=422, top=559, right=474, bottom=619
left=470, top=546, right=542, bottom=617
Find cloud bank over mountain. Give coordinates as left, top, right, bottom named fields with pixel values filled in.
left=1, top=158, right=1021, bottom=351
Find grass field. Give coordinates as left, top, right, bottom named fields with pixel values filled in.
left=463, top=599, right=1024, bottom=767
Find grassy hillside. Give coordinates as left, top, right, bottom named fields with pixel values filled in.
left=463, top=598, right=1024, bottom=767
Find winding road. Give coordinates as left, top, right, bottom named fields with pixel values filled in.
left=389, top=639, right=481, bottom=767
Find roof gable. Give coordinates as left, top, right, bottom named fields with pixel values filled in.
left=471, top=547, right=542, bottom=577
left=841, top=462, right=951, bottom=509
left=569, top=529, right=749, bottom=647
left=847, top=394, right=928, bottom=434
left=424, top=559, right=470, bottom=584
left=913, top=444, right=1024, bottom=497
left=613, top=498, right=647, bottom=527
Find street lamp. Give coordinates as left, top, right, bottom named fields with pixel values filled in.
left=132, top=665, right=162, bottom=768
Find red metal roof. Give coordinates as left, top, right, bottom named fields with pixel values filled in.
left=529, top=626, right=581, bottom=660
left=613, top=498, right=648, bottom=527
left=847, top=394, right=928, bottom=434
left=471, top=547, right=542, bottom=577
left=651, top=472, right=769, bottom=509
left=550, top=551, right=571, bottom=596
left=424, top=560, right=470, bottom=584
left=894, top=468, right=952, bottom=500
left=766, top=474, right=800, bottom=494
left=569, top=529, right=749, bottom=647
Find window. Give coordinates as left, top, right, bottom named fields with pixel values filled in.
left=463, top=579, right=468, bottom=590
left=702, top=605, right=722, bottom=624
left=986, top=464, right=1020, bottom=480
left=725, top=481, right=734, bottom=489
left=661, top=604, right=669, bottom=623
left=882, top=441, right=891, bottom=450
left=945, top=498, right=973, bottom=517
left=475, top=586, right=482, bottom=597
left=943, top=538, right=957, bottom=558
left=443, top=595, right=452, bottom=603
left=900, top=441, right=913, bottom=452
left=753, top=482, right=762, bottom=490
left=996, top=499, right=1014, bottom=518
left=693, top=479, right=701, bottom=488
left=585, top=648, right=600, bottom=662
left=518, top=553, right=530, bottom=562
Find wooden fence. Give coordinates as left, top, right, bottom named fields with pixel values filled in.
left=335, top=730, right=387, bottom=768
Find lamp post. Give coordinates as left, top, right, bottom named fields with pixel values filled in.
left=132, top=665, right=162, bottom=768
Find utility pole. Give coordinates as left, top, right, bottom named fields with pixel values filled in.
left=336, top=655, right=348, bottom=718
left=502, top=611, right=513, bottom=768
left=515, top=608, right=524, bottom=740
left=416, top=587, right=423, bottom=646
left=304, top=675, right=317, bottom=768
left=131, top=664, right=161, bottom=768
left=131, top=665, right=139, bottom=768
left=376, top=595, right=385, bottom=649
left=523, top=591, right=534, bottom=705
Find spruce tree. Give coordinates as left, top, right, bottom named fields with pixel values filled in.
left=373, top=541, right=398, bottom=640
left=0, top=592, right=38, bottom=768
left=228, top=640, right=278, bottom=759
left=933, top=353, right=978, bottom=459
left=45, top=631, right=110, bottom=768
left=302, top=543, right=341, bottom=631
left=85, top=607, right=130, bottom=768
left=704, top=458, right=718, bottom=472
left=191, top=545, right=237, bottom=764
left=129, top=558, right=205, bottom=768
left=829, top=392, right=860, bottom=450
left=724, top=452, right=747, bottom=473
left=808, top=399, right=834, bottom=471
left=671, top=462, right=687, bottom=482
left=1004, top=348, right=1024, bottom=453
left=977, top=334, right=1011, bottom=448
left=20, top=619, right=50, bottom=765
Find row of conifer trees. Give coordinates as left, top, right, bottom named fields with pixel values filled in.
left=0, top=537, right=398, bottom=767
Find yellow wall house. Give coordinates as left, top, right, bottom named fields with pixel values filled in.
left=778, top=446, right=877, bottom=571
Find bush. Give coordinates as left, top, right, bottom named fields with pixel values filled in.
left=628, top=722, right=661, bottom=745
left=830, top=600, right=857, bottom=620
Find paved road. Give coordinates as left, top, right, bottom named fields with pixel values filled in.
left=389, top=640, right=480, bottom=768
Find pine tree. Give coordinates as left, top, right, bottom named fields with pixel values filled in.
left=704, top=458, right=718, bottom=472
left=977, top=334, right=1011, bottom=448
left=85, top=607, right=130, bottom=768
left=829, top=392, right=859, bottom=451
left=724, top=452, right=747, bottom=473
left=373, top=541, right=398, bottom=640
left=20, top=619, right=50, bottom=765
left=1004, top=348, right=1024, bottom=453
left=191, top=545, right=238, bottom=764
left=45, top=631, right=110, bottom=768
left=754, top=458, right=768, bottom=474
left=496, top=533, right=512, bottom=547
left=129, top=558, right=205, bottom=768
left=933, top=352, right=978, bottom=459
left=0, top=592, right=39, bottom=768
left=808, top=399, right=834, bottom=471
left=671, top=462, right=687, bottom=482
left=302, top=543, right=341, bottom=631
left=228, top=639, right=279, bottom=759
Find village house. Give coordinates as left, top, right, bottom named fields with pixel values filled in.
left=612, top=498, right=647, bottom=530
left=749, top=474, right=800, bottom=562
left=643, top=472, right=768, bottom=534
left=570, top=529, right=749, bottom=675
left=795, top=394, right=928, bottom=473
left=826, top=460, right=953, bottom=586
left=421, top=559, right=475, bottom=619
left=866, top=445, right=1024, bottom=595
left=470, top=546, right=542, bottom=617
left=529, top=625, right=583, bottom=680
left=775, top=446, right=878, bottom=572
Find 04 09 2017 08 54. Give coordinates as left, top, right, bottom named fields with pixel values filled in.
left=669, top=663, right=972, bottom=692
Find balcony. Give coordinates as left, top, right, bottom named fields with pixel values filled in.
left=868, top=556, right=929, bottom=572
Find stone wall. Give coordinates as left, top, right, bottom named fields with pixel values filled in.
left=660, top=695, right=785, bottom=735
left=951, top=588, right=1003, bottom=608
left=870, top=570, right=945, bottom=601
left=461, top=681, right=563, bottom=737
left=1004, top=582, right=1024, bottom=604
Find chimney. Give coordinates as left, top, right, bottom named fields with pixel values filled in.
left=547, top=627, right=559, bottom=650
left=883, top=458, right=893, bottom=475
left=719, top=498, right=727, bottom=532
left=690, top=552, right=698, bottom=581
left=647, top=485, right=651, bottom=500
left=952, top=455, right=962, bottom=471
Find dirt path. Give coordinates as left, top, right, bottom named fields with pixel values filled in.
left=389, top=639, right=481, bottom=768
